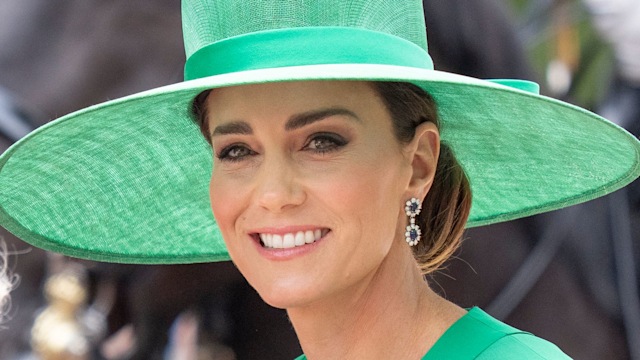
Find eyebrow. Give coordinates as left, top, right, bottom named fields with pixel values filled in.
left=285, top=107, right=361, bottom=131
left=211, top=107, right=361, bottom=137
left=211, top=121, right=252, bottom=136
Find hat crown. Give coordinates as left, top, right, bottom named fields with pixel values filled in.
left=181, top=0, right=428, bottom=59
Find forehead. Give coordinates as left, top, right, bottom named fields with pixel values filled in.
left=205, top=80, right=383, bottom=119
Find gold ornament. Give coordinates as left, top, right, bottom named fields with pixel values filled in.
left=31, top=268, right=90, bottom=360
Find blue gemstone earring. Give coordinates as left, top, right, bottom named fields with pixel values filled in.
left=405, top=197, right=422, bottom=246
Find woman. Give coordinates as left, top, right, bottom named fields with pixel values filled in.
left=0, top=0, right=638, bottom=358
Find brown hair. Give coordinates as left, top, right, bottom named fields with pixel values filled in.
left=372, top=82, right=471, bottom=275
left=192, top=82, right=472, bottom=275
left=193, top=90, right=212, bottom=144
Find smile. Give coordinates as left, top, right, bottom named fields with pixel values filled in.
left=258, top=228, right=330, bottom=249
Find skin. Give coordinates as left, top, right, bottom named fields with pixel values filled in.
left=206, top=80, right=466, bottom=359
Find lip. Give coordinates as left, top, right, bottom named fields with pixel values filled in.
left=249, top=225, right=331, bottom=261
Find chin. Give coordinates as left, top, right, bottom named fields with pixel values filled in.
left=251, top=279, right=323, bottom=310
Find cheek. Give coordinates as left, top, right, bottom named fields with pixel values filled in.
left=315, top=151, right=405, bottom=245
left=209, top=172, right=246, bottom=247
left=209, top=172, right=269, bottom=294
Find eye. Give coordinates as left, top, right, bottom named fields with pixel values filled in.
left=217, top=144, right=255, bottom=162
left=304, top=133, right=347, bottom=154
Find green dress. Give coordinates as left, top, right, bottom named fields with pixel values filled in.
left=295, top=307, right=572, bottom=359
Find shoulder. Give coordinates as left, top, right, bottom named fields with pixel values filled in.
left=468, top=307, right=572, bottom=360
left=424, top=307, right=572, bottom=360
left=476, top=332, right=572, bottom=360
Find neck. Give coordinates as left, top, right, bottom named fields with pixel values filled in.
left=287, top=240, right=465, bottom=360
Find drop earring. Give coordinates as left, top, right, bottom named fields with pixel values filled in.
left=405, top=197, right=422, bottom=246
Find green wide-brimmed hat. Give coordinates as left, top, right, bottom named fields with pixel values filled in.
left=1, top=0, right=639, bottom=264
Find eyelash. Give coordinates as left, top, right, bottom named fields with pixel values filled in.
left=216, top=133, right=347, bottom=162
left=216, top=144, right=255, bottom=162
left=303, top=133, right=347, bottom=154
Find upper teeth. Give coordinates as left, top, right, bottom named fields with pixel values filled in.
left=260, top=229, right=324, bottom=249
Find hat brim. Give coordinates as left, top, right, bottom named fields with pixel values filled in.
left=1, top=64, right=639, bottom=264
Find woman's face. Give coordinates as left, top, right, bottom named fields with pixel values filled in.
left=207, top=81, right=424, bottom=309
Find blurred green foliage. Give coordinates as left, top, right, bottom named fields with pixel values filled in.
left=502, top=0, right=614, bottom=110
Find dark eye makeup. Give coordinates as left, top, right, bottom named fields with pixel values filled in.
left=216, top=144, right=255, bottom=162
left=303, top=132, right=348, bottom=154
left=216, top=132, right=349, bottom=163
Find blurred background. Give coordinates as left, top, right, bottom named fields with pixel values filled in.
left=0, top=0, right=638, bottom=359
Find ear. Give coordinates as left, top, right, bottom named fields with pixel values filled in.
left=404, top=122, right=440, bottom=199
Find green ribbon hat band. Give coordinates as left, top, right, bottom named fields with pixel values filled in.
left=184, top=27, right=435, bottom=81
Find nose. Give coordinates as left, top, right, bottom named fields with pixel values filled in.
left=255, top=154, right=306, bottom=213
